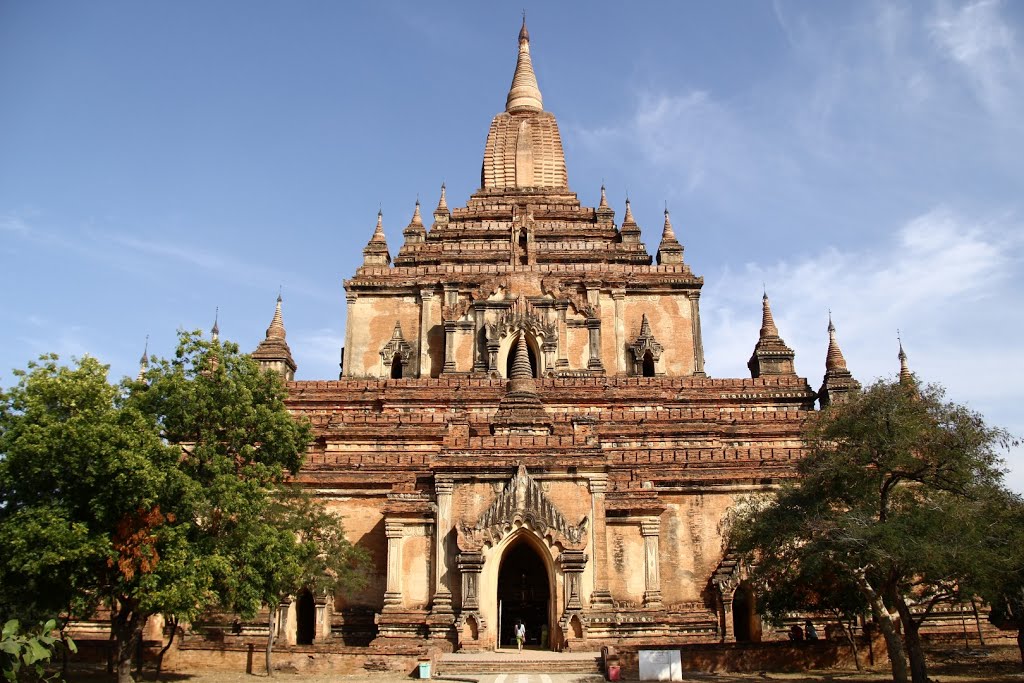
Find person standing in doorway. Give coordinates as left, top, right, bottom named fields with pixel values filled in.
left=515, top=621, right=526, bottom=652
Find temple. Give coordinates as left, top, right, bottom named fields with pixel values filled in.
left=176, top=19, right=961, bottom=674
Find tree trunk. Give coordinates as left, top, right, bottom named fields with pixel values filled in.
left=855, top=569, right=909, bottom=683
left=155, top=616, right=179, bottom=682
left=893, top=593, right=928, bottom=683
left=970, top=598, right=986, bottom=648
left=844, top=617, right=862, bottom=671
left=113, top=612, right=142, bottom=683
left=266, top=604, right=277, bottom=678
left=1017, top=628, right=1023, bottom=668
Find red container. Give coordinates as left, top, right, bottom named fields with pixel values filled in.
left=607, top=664, right=621, bottom=681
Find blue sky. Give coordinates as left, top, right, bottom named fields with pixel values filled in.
left=2, top=1, right=1022, bottom=490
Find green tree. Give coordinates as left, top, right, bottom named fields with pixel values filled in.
left=979, top=491, right=1024, bottom=667
left=221, top=488, right=368, bottom=676
left=0, top=619, right=76, bottom=683
left=0, top=333, right=319, bottom=683
left=728, top=379, right=1015, bottom=683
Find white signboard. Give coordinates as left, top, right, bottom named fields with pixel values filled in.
left=638, top=649, right=682, bottom=681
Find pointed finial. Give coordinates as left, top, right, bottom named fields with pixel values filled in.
left=137, top=335, right=150, bottom=382
left=436, top=182, right=448, bottom=212
left=599, top=183, right=608, bottom=208
left=510, top=332, right=533, bottom=380
left=760, top=291, right=779, bottom=339
left=639, top=313, right=653, bottom=337
left=897, top=330, right=913, bottom=385
left=409, top=198, right=424, bottom=226
left=662, top=206, right=676, bottom=240
left=211, top=307, right=220, bottom=341
left=825, top=312, right=848, bottom=372
left=506, top=14, right=543, bottom=113
left=623, top=197, right=635, bottom=223
left=267, top=294, right=286, bottom=341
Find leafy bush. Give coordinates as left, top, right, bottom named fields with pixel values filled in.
left=0, top=619, right=75, bottom=683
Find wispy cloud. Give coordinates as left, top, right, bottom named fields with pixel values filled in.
left=929, top=0, right=1023, bottom=117
left=291, top=327, right=344, bottom=379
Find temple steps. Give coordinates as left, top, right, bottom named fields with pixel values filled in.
left=437, top=650, right=603, bottom=676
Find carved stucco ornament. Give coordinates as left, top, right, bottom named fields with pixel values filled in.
left=457, top=464, right=589, bottom=552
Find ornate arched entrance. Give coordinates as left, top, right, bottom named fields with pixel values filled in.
left=497, top=534, right=551, bottom=649
left=455, top=465, right=589, bottom=651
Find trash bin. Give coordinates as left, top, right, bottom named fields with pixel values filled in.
left=606, top=664, right=621, bottom=681
left=417, top=660, right=431, bottom=679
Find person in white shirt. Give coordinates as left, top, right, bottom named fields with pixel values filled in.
left=514, top=621, right=526, bottom=652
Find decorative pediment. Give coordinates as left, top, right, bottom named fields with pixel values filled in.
left=629, top=314, right=664, bottom=374
left=457, top=464, right=588, bottom=552
left=485, top=298, right=557, bottom=346
left=380, top=322, right=413, bottom=364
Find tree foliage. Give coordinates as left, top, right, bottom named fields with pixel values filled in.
left=0, top=332, right=365, bottom=683
left=728, top=378, right=1016, bottom=683
left=0, top=619, right=75, bottom=683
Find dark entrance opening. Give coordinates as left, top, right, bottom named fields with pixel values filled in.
left=733, top=584, right=754, bottom=643
left=518, top=229, right=529, bottom=265
left=296, top=589, right=315, bottom=645
left=497, top=537, right=550, bottom=650
left=642, top=351, right=656, bottom=377
left=390, top=355, right=403, bottom=379
left=505, top=334, right=538, bottom=378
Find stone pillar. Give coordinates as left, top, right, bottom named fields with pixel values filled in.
left=457, top=552, right=484, bottom=611
left=559, top=550, right=587, bottom=611
left=472, top=305, right=487, bottom=372
left=687, top=291, right=706, bottom=377
left=586, top=317, right=604, bottom=371
left=555, top=301, right=569, bottom=370
left=442, top=321, right=457, bottom=374
left=276, top=597, right=292, bottom=644
left=612, top=289, right=626, bottom=374
left=383, top=521, right=404, bottom=609
left=714, top=579, right=736, bottom=643
left=419, top=288, right=434, bottom=377
left=589, top=477, right=613, bottom=606
left=641, top=518, right=662, bottom=607
left=314, top=594, right=329, bottom=640
left=343, top=292, right=357, bottom=377
left=432, top=478, right=453, bottom=613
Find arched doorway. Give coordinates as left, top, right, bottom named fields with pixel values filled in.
left=390, top=354, right=403, bottom=379
left=497, top=536, right=550, bottom=650
left=296, top=589, right=315, bottom=645
left=642, top=350, right=656, bottom=377
left=732, top=583, right=760, bottom=643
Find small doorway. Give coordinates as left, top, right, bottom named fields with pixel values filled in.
left=732, top=583, right=760, bottom=643
left=497, top=537, right=550, bottom=649
left=296, top=589, right=315, bottom=645
left=642, top=350, right=656, bottom=377
left=390, top=354, right=403, bottom=379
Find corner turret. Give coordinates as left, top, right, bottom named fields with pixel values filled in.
left=252, top=294, right=297, bottom=381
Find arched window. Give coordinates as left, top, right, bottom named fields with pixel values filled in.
left=518, top=229, right=529, bottom=265
left=642, top=350, right=656, bottom=377
left=390, top=354, right=403, bottom=379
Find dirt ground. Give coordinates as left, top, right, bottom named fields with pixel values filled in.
left=59, top=643, right=1024, bottom=682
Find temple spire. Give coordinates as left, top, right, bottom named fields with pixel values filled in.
left=898, top=332, right=913, bottom=386
left=825, top=312, right=847, bottom=372
left=656, top=207, right=684, bottom=265
left=437, top=182, right=448, bottom=212
left=136, top=335, right=149, bottom=382
left=748, top=291, right=796, bottom=378
left=599, top=183, right=609, bottom=208
left=818, top=312, right=858, bottom=407
left=361, top=210, right=391, bottom=267
left=211, top=307, right=220, bottom=342
left=252, top=294, right=296, bottom=381
left=759, top=292, right=779, bottom=339
left=510, top=333, right=533, bottom=380
left=505, top=15, right=543, bottom=113
left=619, top=196, right=642, bottom=244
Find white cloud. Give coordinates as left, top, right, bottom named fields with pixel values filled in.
left=291, top=327, right=344, bottom=380
left=701, top=206, right=1024, bottom=490
left=929, top=0, right=1023, bottom=116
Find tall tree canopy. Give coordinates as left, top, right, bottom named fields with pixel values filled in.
left=728, top=378, right=1015, bottom=683
left=0, top=333, right=366, bottom=683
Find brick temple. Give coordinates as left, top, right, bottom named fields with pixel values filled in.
left=243, top=18, right=863, bottom=656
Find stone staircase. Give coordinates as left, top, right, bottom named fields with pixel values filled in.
left=436, top=649, right=603, bottom=676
